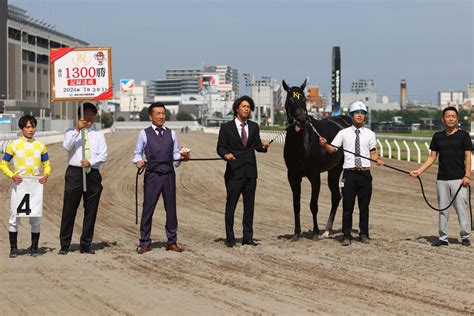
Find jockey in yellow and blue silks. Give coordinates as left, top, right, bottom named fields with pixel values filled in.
left=0, top=115, right=51, bottom=258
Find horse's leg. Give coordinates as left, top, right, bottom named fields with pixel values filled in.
left=323, top=166, right=343, bottom=238
left=309, top=173, right=321, bottom=238
left=288, top=171, right=302, bottom=241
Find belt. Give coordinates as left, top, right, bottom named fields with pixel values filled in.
left=68, top=165, right=98, bottom=171
left=345, top=167, right=370, bottom=171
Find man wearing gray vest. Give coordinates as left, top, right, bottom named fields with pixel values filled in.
left=133, top=103, right=189, bottom=254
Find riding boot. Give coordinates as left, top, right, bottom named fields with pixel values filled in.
left=30, top=232, right=40, bottom=257
left=9, top=232, right=18, bottom=258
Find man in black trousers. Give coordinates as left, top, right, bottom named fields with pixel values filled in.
left=217, top=95, right=270, bottom=247
left=59, top=103, right=108, bottom=255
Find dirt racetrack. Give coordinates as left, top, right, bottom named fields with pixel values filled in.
left=1, top=130, right=473, bottom=315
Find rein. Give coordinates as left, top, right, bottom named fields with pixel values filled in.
left=305, top=120, right=472, bottom=220
left=135, top=157, right=224, bottom=225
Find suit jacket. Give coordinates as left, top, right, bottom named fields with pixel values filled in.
left=217, top=119, right=267, bottom=179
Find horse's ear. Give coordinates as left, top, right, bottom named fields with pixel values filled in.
left=300, top=79, right=307, bottom=91
left=282, top=80, right=290, bottom=92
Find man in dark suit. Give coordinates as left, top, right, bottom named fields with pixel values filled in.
left=217, top=95, right=270, bottom=247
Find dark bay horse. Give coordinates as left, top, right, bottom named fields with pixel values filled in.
left=283, top=80, right=352, bottom=240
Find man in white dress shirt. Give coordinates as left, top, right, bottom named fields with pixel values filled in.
left=59, top=103, right=108, bottom=255
left=320, top=101, right=383, bottom=246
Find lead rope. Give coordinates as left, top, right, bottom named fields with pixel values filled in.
left=135, top=157, right=224, bottom=225
left=307, top=120, right=471, bottom=220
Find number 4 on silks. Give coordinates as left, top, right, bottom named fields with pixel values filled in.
left=17, top=194, right=31, bottom=215
left=13, top=176, right=43, bottom=218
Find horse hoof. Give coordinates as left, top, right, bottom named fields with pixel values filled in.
left=321, top=231, right=330, bottom=238
left=291, top=234, right=300, bottom=242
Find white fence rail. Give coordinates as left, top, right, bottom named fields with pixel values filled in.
left=259, top=131, right=434, bottom=163
left=0, top=129, right=112, bottom=153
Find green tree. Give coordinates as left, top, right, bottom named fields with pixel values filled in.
left=274, top=111, right=286, bottom=126
left=139, top=107, right=149, bottom=121
left=100, top=111, right=114, bottom=128
left=117, top=116, right=125, bottom=122
left=176, top=112, right=194, bottom=121
left=94, top=111, right=114, bottom=128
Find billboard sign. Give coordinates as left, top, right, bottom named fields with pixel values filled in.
left=50, top=47, right=113, bottom=101
left=200, top=73, right=219, bottom=94
left=120, top=79, right=135, bottom=95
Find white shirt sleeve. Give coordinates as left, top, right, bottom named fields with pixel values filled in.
left=331, top=130, right=344, bottom=150
left=132, top=130, right=147, bottom=163
left=63, top=128, right=80, bottom=151
left=172, top=130, right=181, bottom=168
left=369, top=131, right=377, bottom=151
left=88, top=131, right=108, bottom=168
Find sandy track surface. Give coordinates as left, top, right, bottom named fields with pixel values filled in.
left=1, top=131, right=473, bottom=315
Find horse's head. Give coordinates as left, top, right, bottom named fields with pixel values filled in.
left=283, top=79, right=307, bottom=133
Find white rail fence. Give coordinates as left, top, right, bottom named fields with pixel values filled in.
left=0, top=128, right=437, bottom=165
left=0, top=129, right=112, bottom=153
left=259, top=131, right=432, bottom=164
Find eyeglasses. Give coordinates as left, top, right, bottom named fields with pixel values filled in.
left=352, top=110, right=366, bottom=115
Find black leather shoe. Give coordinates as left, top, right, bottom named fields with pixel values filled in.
left=242, top=239, right=259, bottom=246
left=80, top=247, right=95, bottom=254
left=461, top=239, right=471, bottom=246
left=432, top=240, right=449, bottom=247
left=225, top=241, right=236, bottom=248
left=58, top=247, right=69, bottom=255
left=30, top=245, right=39, bottom=257
left=341, top=237, right=351, bottom=246
left=359, top=235, right=370, bottom=244
left=9, top=247, right=18, bottom=258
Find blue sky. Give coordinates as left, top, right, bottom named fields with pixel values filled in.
left=10, top=0, right=474, bottom=103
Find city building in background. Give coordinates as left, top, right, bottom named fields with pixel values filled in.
left=203, top=65, right=240, bottom=99
left=467, top=83, right=474, bottom=99
left=118, top=80, right=147, bottom=120
left=438, top=90, right=465, bottom=109
left=0, top=1, right=88, bottom=119
left=146, top=65, right=239, bottom=124
left=243, top=74, right=278, bottom=125
left=306, top=86, right=323, bottom=110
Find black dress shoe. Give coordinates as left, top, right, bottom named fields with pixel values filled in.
left=432, top=240, right=448, bottom=247
left=9, top=247, right=18, bottom=258
left=225, top=241, right=236, bottom=248
left=242, top=240, right=259, bottom=246
left=341, top=237, right=351, bottom=246
left=359, top=235, right=370, bottom=244
left=58, top=247, right=69, bottom=255
left=80, top=247, right=95, bottom=254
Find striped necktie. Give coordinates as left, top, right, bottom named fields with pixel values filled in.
left=355, top=129, right=362, bottom=168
